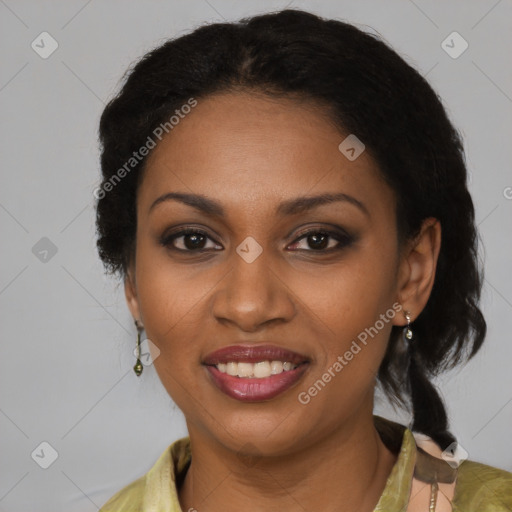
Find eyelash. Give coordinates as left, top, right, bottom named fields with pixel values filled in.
left=159, top=226, right=354, bottom=254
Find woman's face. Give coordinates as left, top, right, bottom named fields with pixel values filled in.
left=126, top=91, right=409, bottom=456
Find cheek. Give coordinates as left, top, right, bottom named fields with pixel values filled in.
left=293, top=244, right=397, bottom=395
left=135, top=238, right=206, bottom=337
left=134, top=251, right=198, bottom=369
left=134, top=244, right=232, bottom=412
left=136, top=272, right=203, bottom=414
left=296, top=243, right=397, bottom=339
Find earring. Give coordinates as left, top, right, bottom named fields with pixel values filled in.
left=133, top=319, right=144, bottom=377
left=403, top=310, right=414, bottom=342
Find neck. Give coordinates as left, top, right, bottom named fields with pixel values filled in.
left=179, top=410, right=398, bottom=512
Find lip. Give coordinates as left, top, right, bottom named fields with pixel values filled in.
left=203, top=344, right=310, bottom=402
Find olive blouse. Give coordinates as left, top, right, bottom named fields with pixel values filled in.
left=99, top=415, right=512, bottom=511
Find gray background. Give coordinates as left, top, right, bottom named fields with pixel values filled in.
left=1, top=0, right=511, bottom=510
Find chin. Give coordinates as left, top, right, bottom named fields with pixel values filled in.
left=211, top=407, right=312, bottom=456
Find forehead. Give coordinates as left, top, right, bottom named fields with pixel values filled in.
left=138, top=92, right=393, bottom=219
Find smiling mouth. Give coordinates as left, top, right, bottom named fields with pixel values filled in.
left=202, top=344, right=311, bottom=401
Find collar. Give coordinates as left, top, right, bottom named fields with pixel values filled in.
left=141, top=415, right=452, bottom=512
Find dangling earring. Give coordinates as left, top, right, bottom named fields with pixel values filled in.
left=133, top=319, right=144, bottom=377
left=403, top=310, right=414, bottom=342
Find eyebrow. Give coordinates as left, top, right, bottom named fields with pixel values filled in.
left=149, top=191, right=369, bottom=218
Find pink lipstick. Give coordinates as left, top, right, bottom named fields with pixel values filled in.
left=203, top=344, right=310, bottom=402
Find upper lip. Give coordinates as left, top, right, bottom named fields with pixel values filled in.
left=203, top=344, right=310, bottom=365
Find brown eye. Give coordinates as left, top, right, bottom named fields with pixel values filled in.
left=160, top=228, right=221, bottom=252
left=289, top=229, right=354, bottom=252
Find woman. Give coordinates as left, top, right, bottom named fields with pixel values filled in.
left=95, top=9, right=512, bottom=511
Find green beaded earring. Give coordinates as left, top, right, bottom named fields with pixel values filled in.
left=403, top=310, right=414, bottom=342
left=133, top=319, right=144, bottom=377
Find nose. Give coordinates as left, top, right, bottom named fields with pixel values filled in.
left=211, top=243, right=296, bottom=332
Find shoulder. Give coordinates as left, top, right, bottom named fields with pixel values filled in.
left=98, top=474, right=146, bottom=511
left=410, top=430, right=512, bottom=512
left=99, top=437, right=191, bottom=512
left=453, top=459, right=512, bottom=511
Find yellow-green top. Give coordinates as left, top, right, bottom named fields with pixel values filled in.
left=99, top=416, right=512, bottom=511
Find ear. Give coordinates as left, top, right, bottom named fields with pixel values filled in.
left=393, top=217, right=441, bottom=326
left=124, top=265, right=142, bottom=324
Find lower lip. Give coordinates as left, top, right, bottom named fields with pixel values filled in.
left=205, top=364, right=309, bottom=402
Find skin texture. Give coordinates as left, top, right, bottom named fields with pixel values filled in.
left=124, top=91, right=441, bottom=512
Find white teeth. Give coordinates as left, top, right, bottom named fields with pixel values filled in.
left=237, top=362, right=253, bottom=378
left=226, top=362, right=238, bottom=376
left=215, top=360, right=298, bottom=378
left=254, top=361, right=271, bottom=378
left=270, top=361, right=283, bottom=375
